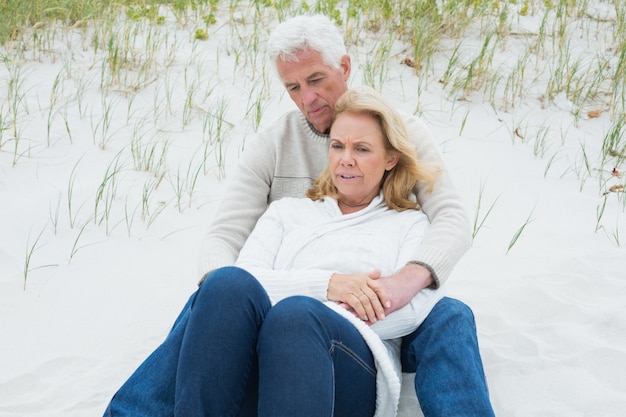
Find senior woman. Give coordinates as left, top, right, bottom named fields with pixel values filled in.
left=105, top=87, right=443, bottom=417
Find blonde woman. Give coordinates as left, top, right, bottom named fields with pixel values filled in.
left=105, top=88, right=479, bottom=417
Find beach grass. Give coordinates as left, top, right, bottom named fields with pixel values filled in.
left=1, top=0, right=625, bottom=286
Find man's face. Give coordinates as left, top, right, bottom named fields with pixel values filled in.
left=276, top=49, right=351, bottom=134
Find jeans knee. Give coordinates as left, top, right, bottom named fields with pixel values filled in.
left=260, top=296, right=323, bottom=342
left=433, top=297, right=476, bottom=328
left=401, top=297, right=478, bottom=370
left=268, top=296, right=317, bottom=325
left=196, top=266, right=266, bottom=306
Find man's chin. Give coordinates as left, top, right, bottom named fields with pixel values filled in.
left=309, top=118, right=331, bottom=134
left=306, top=109, right=331, bottom=133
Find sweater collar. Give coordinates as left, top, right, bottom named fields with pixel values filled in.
left=324, top=191, right=386, bottom=216
left=303, top=114, right=329, bottom=140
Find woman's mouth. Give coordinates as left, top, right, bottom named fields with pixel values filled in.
left=339, top=174, right=358, bottom=180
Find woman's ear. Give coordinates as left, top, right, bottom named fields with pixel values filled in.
left=385, top=154, right=399, bottom=171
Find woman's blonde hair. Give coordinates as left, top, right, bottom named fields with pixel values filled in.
left=306, top=86, right=439, bottom=211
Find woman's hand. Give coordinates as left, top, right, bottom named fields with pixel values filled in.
left=327, top=270, right=390, bottom=324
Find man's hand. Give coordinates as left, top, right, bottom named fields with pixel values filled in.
left=376, top=263, right=433, bottom=315
left=327, top=270, right=389, bottom=323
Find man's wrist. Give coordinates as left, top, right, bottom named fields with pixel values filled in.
left=405, top=261, right=440, bottom=289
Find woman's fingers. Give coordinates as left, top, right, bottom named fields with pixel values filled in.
left=368, top=270, right=391, bottom=310
left=347, top=287, right=385, bottom=323
left=328, top=272, right=387, bottom=323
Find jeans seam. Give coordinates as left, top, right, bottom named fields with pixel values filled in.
left=329, top=340, right=376, bottom=377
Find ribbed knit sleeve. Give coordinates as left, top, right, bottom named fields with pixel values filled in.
left=199, top=111, right=328, bottom=276
left=403, top=114, right=472, bottom=286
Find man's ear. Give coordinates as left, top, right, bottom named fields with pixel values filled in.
left=340, top=55, right=351, bottom=80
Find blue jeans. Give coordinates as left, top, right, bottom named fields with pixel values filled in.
left=258, top=296, right=376, bottom=417
left=401, top=297, right=496, bottom=417
left=104, top=268, right=494, bottom=417
left=104, top=266, right=376, bottom=417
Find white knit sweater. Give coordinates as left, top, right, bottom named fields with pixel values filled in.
left=200, top=110, right=471, bottom=287
left=235, top=194, right=444, bottom=417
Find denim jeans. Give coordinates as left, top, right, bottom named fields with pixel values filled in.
left=104, top=268, right=495, bottom=417
left=104, top=266, right=376, bottom=417
left=401, top=297, right=496, bottom=417
left=258, top=296, right=376, bottom=417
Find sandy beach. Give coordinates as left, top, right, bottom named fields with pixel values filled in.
left=1, top=2, right=625, bottom=416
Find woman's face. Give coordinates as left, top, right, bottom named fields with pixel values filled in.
left=328, top=111, right=398, bottom=210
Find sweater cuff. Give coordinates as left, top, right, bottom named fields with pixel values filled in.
left=406, top=261, right=440, bottom=290
left=408, top=246, right=453, bottom=288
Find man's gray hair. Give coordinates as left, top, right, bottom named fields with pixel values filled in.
left=267, top=15, right=347, bottom=69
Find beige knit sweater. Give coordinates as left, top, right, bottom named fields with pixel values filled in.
left=200, top=110, right=470, bottom=286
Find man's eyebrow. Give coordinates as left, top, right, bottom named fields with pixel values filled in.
left=283, top=71, right=326, bottom=89
left=305, top=71, right=325, bottom=81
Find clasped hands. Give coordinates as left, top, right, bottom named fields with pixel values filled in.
left=326, top=264, right=432, bottom=325
left=328, top=270, right=398, bottom=325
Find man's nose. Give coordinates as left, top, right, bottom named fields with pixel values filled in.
left=301, top=86, right=317, bottom=106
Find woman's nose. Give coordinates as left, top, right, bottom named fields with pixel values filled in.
left=340, top=150, right=354, bottom=166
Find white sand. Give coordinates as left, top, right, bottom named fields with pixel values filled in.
left=1, top=5, right=625, bottom=417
